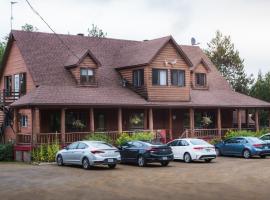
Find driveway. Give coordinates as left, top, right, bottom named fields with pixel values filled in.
left=0, top=157, right=270, bottom=200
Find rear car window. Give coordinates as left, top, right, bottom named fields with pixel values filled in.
left=247, top=137, right=263, bottom=144
left=189, top=139, right=209, bottom=145
left=90, top=142, right=113, bottom=149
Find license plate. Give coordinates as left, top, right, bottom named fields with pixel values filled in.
left=107, top=159, right=114, bottom=163
left=162, top=157, right=168, bottom=160
left=206, top=149, right=211, bottom=152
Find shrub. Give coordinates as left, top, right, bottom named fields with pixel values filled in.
left=224, top=129, right=268, bottom=140
left=116, top=132, right=154, bottom=146
left=0, top=143, right=13, bottom=161
left=84, top=133, right=113, bottom=144
left=31, top=142, right=60, bottom=163
left=209, top=138, right=223, bottom=145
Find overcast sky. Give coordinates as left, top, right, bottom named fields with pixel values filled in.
left=0, top=0, right=269, bottom=76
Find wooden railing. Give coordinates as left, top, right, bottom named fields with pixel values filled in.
left=65, top=132, right=89, bottom=144
left=37, top=133, right=61, bottom=144
left=17, top=133, right=32, bottom=145
left=0, top=90, right=21, bottom=105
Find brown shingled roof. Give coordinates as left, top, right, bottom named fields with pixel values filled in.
left=7, top=30, right=270, bottom=108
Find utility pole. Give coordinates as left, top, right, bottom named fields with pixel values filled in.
left=10, top=1, right=18, bottom=30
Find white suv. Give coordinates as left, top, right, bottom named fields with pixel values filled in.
left=167, top=138, right=216, bottom=163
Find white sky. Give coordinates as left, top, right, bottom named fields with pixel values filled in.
left=0, top=0, right=270, bottom=76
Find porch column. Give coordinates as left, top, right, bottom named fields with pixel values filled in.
left=168, top=108, right=173, bottom=140
left=246, top=109, right=249, bottom=128
left=118, top=108, right=122, bottom=133
left=217, top=108, right=222, bottom=139
left=61, top=108, right=66, bottom=145
left=148, top=108, right=153, bottom=132
left=189, top=108, right=195, bottom=137
left=237, top=109, right=242, bottom=130
left=144, top=109, right=148, bottom=130
left=32, top=107, right=40, bottom=145
left=255, top=109, right=259, bottom=132
left=90, top=108, right=94, bottom=132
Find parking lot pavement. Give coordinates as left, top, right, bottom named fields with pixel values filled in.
left=0, top=157, right=270, bottom=200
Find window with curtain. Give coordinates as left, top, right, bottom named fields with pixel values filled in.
left=133, top=69, right=144, bottom=87
left=80, top=68, right=94, bottom=84
left=171, top=70, right=185, bottom=87
left=152, top=69, right=167, bottom=86
left=195, top=73, right=206, bottom=87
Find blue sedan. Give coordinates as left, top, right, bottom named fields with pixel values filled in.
left=215, top=137, right=270, bottom=159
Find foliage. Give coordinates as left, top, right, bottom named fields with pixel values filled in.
left=0, top=143, right=13, bottom=161
left=249, top=71, right=270, bottom=126
left=21, top=23, right=38, bottom=32
left=209, top=138, right=223, bottom=145
left=32, top=142, right=60, bottom=163
left=116, top=132, right=154, bottom=146
left=87, top=24, right=107, bottom=38
left=72, top=120, right=86, bottom=130
left=0, top=38, right=7, bottom=64
left=205, top=30, right=253, bottom=94
left=84, top=133, right=113, bottom=144
left=223, top=129, right=268, bottom=140
left=201, top=116, right=212, bottom=127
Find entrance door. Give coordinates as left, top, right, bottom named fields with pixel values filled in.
left=172, top=110, right=184, bottom=139
left=14, top=74, right=20, bottom=99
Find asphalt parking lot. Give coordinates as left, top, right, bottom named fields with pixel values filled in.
left=0, top=157, right=270, bottom=200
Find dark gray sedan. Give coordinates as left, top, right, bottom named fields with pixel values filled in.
left=56, top=141, right=121, bottom=169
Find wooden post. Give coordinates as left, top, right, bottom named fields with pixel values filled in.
left=189, top=108, right=194, bottom=137
left=144, top=109, right=148, bottom=130
left=13, top=108, right=18, bottom=133
left=246, top=109, right=249, bottom=128
left=237, top=109, right=242, bottom=130
left=268, top=109, right=270, bottom=129
left=149, top=108, right=153, bottom=132
left=217, top=108, right=222, bottom=139
left=90, top=108, right=94, bottom=132
left=118, top=108, right=122, bottom=133
left=32, top=107, right=40, bottom=145
left=168, top=108, right=173, bottom=140
left=255, top=109, right=259, bottom=132
left=61, top=108, right=66, bottom=145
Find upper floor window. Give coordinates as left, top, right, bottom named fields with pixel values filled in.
left=195, top=73, right=206, bottom=87
left=152, top=69, right=167, bottom=86
left=133, top=69, right=144, bottom=87
left=171, top=70, right=185, bottom=87
left=4, top=76, right=12, bottom=96
left=20, top=115, right=28, bottom=127
left=19, top=73, right=26, bottom=95
left=80, top=68, right=94, bottom=84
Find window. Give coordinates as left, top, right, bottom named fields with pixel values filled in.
left=77, top=142, right=88, bottom=149
left=179, top=140, right=189, bottom=146
left=19, top=73, right=26, bottom=95
left=195, top=73, right=206, bottom=87
left=67, top=142, right=79, bottom=150
left=168, top=140, right=179, bottom=146
left=171, top=70, right=185, bottom=87
left=20, top=115, right=28, bottom=127
left=133, top=69, right=144, bottom=87
left=129, top=113, right=144, bottom=129
left=80, top=68, right=94, bottom=84
left=4, top=76, right=12, bottom=96
left=152, top=69, right=167, bottom=86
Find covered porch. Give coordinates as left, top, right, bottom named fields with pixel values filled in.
left=15, top=106, right=270, bottom=145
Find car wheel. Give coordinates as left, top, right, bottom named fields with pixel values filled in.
left=82, top=158, right=90, bottom=169
left=243, top=149, right=251, bottom=159
left=57, top=155, right=64, bottom=166
left=260, top=155, right=266, bottom=159
left=215, top=148, right=222, bottom=156
left=184, top=153, right=192, bottom=163
left=137, top=155, right=146, bottom=167
left=205, top=159, right=213, bottom=163
left=108, top=164, right=117, bottom=169
left=160, top=161, right=169, bottom=167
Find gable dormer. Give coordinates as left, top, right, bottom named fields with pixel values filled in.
left=65, top=49, right=101, bottom=86
left=190, top=59, right=210, bottom=90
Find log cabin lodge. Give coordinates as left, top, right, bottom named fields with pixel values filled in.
left=0, top=30, right=269, bottom=161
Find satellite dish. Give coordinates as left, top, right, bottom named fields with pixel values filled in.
left=191, top=37, right=200, bottom=46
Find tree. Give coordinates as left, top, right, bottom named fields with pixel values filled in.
left=87, top=24, right=107, bottom=38
left=21, top=23, right=38, bottom=32
left=205, top=30, right=253, bottom=94
left=249, top=71, right=270, bottom=126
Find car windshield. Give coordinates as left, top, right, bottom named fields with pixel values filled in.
left=90, top=142, right=113, bottom=149
left=189, top=139, right=209, bottom=145
left=247, top=137, right=263, bottom=144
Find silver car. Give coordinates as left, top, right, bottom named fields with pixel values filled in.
left=56, top=141, right=121, bottom=169
left=260, top=133, right=270, bottom=144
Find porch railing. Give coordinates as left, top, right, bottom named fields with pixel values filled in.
left=17, top=133, right=32, bottom=145
left=37, top=133, right=61, bottom=144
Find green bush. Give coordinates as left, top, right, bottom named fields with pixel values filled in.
left=224, top=129, right=268, bottom=140
left=209, top=138, right=223, bottom=145
left=84, top=132, right=113, bottom=144
left=32, top=142, right=60, bottom=163
left=116, top=132, right=154, bottom=146
left=0, top=143, right=13, bottom=161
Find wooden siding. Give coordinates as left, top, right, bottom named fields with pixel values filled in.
left=118, top=67, right=148, bottom=99
left=0, top=41, right=35, bottom=92
left=147, top=41, right=191, bottom=102
left=69, top=56, right=98, bottom=85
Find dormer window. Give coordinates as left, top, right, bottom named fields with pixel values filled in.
left=80, top=68, right=95, bottom=84
left=152, top=69, right=167, bottom=86
left=195, top=73, right=206, bottom=87
left=133, top=69, right=144, bottom=87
